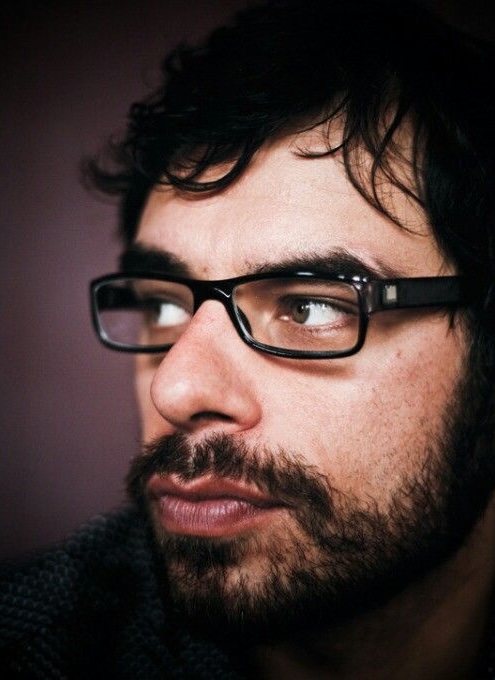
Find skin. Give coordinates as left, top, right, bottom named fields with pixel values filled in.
left=133, top=131, right=495, bottom=678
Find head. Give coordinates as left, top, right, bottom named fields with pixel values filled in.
left=88, top=0, right=495, bottom=644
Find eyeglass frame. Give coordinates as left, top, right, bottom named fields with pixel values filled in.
left=90, top=270, right=471, bottom=359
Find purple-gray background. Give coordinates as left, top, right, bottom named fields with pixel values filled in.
left=1, top=0, right=494, bottom=559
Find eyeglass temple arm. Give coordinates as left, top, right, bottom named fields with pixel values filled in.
left=365, top=277, right=468, bottom=314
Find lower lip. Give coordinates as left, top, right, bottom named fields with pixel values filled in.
left=153, top=495, right=281, bottom=538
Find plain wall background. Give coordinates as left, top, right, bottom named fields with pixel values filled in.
left=1, top=0, right=494, bottom=560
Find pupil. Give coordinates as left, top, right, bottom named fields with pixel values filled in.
left=293, top=303, right=310, bottom=324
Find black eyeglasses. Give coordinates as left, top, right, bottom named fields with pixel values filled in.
left=90, top=271, right=470, bottom=359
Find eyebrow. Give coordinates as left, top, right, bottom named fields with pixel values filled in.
left=119, top=244, right=192, bottom=277
left=120, top=243, right=403, bottom=280
left=249, top=251, right=402, bottom=279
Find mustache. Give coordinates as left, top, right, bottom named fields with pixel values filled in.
left=126, top=432, right=334, bottom=528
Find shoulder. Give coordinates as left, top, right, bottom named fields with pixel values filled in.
left=0, top=505, right=150, bottom=614
left=0, top=507, right=160, bottom=678
left=0, top=508, right=244, bottom=680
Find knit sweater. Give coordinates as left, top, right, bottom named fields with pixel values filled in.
left=0, top=507, right=244, bottom=680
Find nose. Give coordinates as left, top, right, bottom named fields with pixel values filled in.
left=147, top=301, right=262, bottom=436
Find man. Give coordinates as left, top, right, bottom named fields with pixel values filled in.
left=2, top=0, right=495, bottom=677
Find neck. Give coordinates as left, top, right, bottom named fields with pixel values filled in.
left=247, top=499, right=495, bottom=680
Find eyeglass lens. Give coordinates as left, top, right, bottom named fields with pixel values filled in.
left=94, top=277, right=361, bottom=354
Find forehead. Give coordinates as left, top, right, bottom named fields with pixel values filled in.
left=135, top=134, right=451, bottom=279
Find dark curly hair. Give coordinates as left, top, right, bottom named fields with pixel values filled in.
left=87, top=0, right=495, bottom=331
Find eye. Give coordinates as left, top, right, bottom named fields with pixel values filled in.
left=281, top=298, right=352, bottom=327
left=150, top=300, right=191, bottom=327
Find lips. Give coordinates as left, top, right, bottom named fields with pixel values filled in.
left=146, top=474, right=285, bottom=538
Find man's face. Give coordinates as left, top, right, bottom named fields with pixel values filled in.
left=129, top=133, right=478, bottom=639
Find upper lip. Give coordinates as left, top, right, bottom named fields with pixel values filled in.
left=146, top=474, right=283, bottom=508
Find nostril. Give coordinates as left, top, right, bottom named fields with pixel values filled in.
left=190, top=411, right=234, bottom=423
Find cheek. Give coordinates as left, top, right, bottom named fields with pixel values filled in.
left=135, top=355, right=148, bottom=409
left=259, top=320, right=466, bottom=509
left=135, top=357, right=165, bottom=439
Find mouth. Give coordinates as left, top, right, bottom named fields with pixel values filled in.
left=146, top=474, right=287, bottom=538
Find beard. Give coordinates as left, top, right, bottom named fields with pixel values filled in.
left=126, top=359, right=495, bottom=645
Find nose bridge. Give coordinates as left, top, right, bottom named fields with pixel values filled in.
left=149, top=279, right=261, bottom=436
